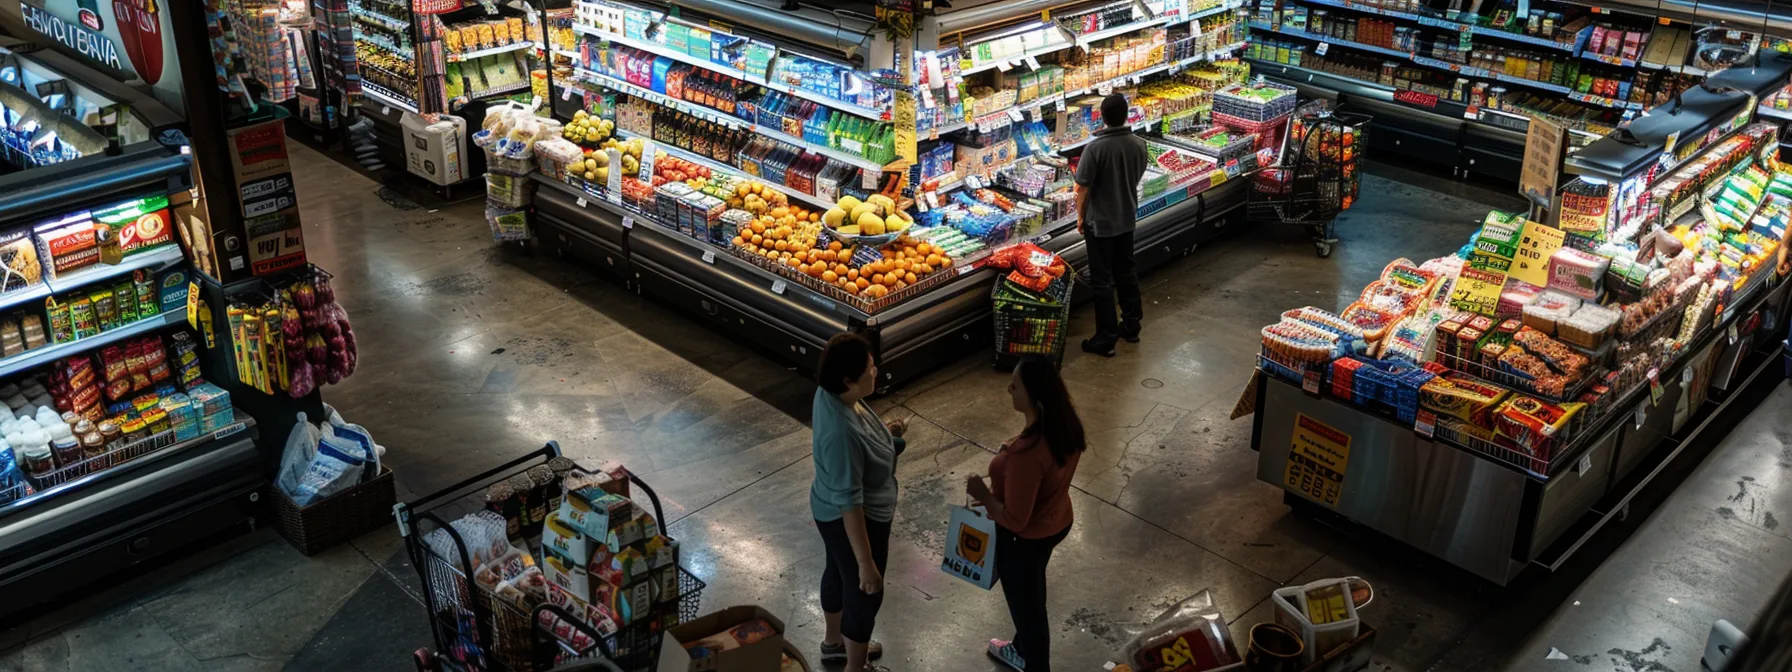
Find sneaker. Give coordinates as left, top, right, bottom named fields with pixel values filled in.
left=987, top=639, right=1027, bottom=671
left=1119, top=320, right=1142, bottom=343
left=819, top=640, right=883, bottom=663
left=1081, top=338, right=1116, bottom=357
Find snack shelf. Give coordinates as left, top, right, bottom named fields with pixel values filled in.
left=0, top=411, right=256, bottom=516
left=357, top=38, right=414, bottom=61
left=1249, top=22, right=1412, bottom=60
left=1171, top=1, right=1247, bottom=26
left=1582, top=51, right=1637, bottom=67
left=448, top=40, right=539, bottom=62
left=469, top=81, right=532, bottom=99
left=1073, top=15, right=1174, bottom=46
left=1641, top=60, right=1710, bottom=76
left=959, top=44, right=1076, bottom=78
left=44, top=246, right=184, bottom=296
left=1294, top=0, right=1578, bottom=51
left=1759, top=105, right=1792, bottom=121
left=361, top=83, right=419, bottom=113
left=568, top=24, right=885, bottom=120
left=610, top=129, right=834, bottom=211
left=352, top=10, right=409, bottom=32
left=0, top=310, right=185, bottom=380
left=571, top=69, right=887, bottom=172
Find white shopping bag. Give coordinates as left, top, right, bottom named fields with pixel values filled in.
left=941, top=505, right=998, bottom=589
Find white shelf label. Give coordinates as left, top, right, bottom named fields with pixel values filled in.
left=1007, top=108, right=1024, bottom=123
left=995, top=60, right=1013, bottom=72
left=637, top=139, right=656, bottom=184
left=966, top=175, right=984, bottom=189
left=382, top=105, right=392, bottom=115
left=771, top=279, right=787, bottom=295
left=1414, top=410, right=1436, bottom=438
left=1634, top=405, right=1647, bottom=429
left=1315, top=42, right=1330, bottom=56
left=621, top=215, right=634, bottom=229
left=575, top=197, right=588, bottom=208
left=956, top=264, right=974, bottom=276
left=562, top=84, right=575, bottom=101
left=701, top=250, right=716, bottom=264
left=1098, top=83, right=1113, bottom=95
left=1056, top=99, right=1067, bottom=112
left=1025, top=56, right=1042, bottom=70
left=1577, top=454, right=1593, bottom=476
left=607, top=148, right=624, bottom=195
left=1728, top=323, right=1738, bottom=344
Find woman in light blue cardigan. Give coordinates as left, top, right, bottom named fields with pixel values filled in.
left=810, top=333, right=906, bottom=672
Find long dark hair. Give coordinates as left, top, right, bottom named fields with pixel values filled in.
left=1015, top=357, right=1085, bottom=466
left=817, top=333, right=874, bottom=394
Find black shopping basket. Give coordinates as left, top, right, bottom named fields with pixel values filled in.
left=1247, top=109, right=1371, bottom=258
left=397, top=442, right=705, bottom=672
left=993, top=274, right=1074, bottom=369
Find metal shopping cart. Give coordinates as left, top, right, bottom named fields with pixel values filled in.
left=398, top=442, right=705, bottom=672
left=1247, top=109, right=1371, bottom=258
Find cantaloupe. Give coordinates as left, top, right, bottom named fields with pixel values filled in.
left=858, top=211, right=885, bottom=235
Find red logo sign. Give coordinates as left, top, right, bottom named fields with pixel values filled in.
left=78, top=9, right=103, bottom=31
left=1394, top=89, right=1439, bottom=108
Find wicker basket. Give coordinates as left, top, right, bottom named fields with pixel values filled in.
left=270, top=465, right=398, bottom=556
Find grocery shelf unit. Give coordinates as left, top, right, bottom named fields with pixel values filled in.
left=0, top=31, right=324, bottom=618
left=1243, top=0, right=1734, bottom=182
left=1249, top=57, right=1792, bottom=584
left=531, top=0, right=1255, bottom=387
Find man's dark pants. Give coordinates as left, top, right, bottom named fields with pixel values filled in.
left=1084, top=231, right=1141, bottom=344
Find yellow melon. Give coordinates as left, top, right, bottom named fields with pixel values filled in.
left=884, top=214, right=906, bottom=233
left=836, top=195, right=863, bottom=214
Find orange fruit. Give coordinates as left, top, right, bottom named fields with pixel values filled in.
left=904, top=272, right=918, bottom=284
left=829, top=241, right=844, bottom=251
left=822, top=270, right=838, bottom=283
left=846, top=268, right=859, bottom=281
left=837, top=264, right=852, bottom=277
left=872, top=273, right=886, bottom=285
left=843, top=283, right=861, bottom=295
left=856, top=277, right=871, bottom=290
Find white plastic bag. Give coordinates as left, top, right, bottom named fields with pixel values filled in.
left=291, top=439, right=364, bottom=506
left=275, top=412, right=322, bottom=499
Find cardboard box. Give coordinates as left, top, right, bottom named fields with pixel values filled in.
left=401, top=112, right=467, bottom=187
left=656, top=605, right=789, bottom=672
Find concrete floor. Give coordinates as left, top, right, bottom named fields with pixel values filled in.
left=0, top=139, right=1780, bottom=672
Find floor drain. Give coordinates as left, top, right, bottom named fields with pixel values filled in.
left=1141, top=378, right=1164, bottom=389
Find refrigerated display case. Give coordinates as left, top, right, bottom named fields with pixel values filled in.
left=527, top=0, right=1263, bottom=387
left=0, top=11, right=330, bottom=619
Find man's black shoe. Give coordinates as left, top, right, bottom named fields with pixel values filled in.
left=1081, top=338, right=1116, bottom=357
left=1119, top=320, right=1141, bottom=343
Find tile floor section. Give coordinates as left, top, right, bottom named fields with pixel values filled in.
left=0, top=142, right=1771, bottom=672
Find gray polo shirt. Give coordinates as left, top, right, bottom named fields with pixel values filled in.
left=1074, top=126, right=1149, bottom=238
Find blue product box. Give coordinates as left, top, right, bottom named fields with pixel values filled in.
left=203, top=409, right=236, bottom=433
left=157, top=267, right=189, bottom=316
left=651, top=57, right=673, bottom=94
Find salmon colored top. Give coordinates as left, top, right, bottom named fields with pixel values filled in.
left=989, top=432, right=1080, bottom=539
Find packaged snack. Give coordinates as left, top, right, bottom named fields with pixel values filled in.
left=34, top=214, right=100, bottom=276
left=1512, top=327, right=1588, bottom=377
left=1493, top=396, right=1584, bottom=452
left=89, top=288, right=117, bottom=330
left=1557, top=302, right=1621, bottom=349
left=20, top=314, right=45, bottom=350
left=1547, top=248, right=1609, bottom=299
left=1419, top=375, right=1509, bottom=424
left=69, top=297, right=98, bottom=339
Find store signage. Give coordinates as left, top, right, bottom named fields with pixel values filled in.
left=1520, top=115, right=1565, bottom=209
left=225, top=120, right=307, bottom=278
left=1510, top=220, right=1565, bottom=286
left=1301, top=369, right=1321, bottom=394
left=19, top=0, right=182, bottom=114
left=1393, top=89, right=1439, bottom=109
left=1414, top=409, right=1437, bottom=438
left=1285, top=413, right=1351, bottom=508
left=1449, top=267, right=1506, bottom=315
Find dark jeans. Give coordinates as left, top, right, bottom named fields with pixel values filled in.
left=997, top=523, right=1072, bottom=672
left=1084, top=231, right=1141, bottom=343
left=817, top=516, right=893, bottom=643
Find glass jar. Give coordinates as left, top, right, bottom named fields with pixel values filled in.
left=1487, top=86, right=1507, bottom=109
left=1311, top=10, right=1328, bottom=36
left=1452, top=78, right=1470, bottom=102
left=1380, top=61, right=1399, bottom=87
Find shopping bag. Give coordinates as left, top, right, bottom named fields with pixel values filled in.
left=941, top=505, right=998, bottom=589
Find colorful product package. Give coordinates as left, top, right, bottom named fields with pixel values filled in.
left=1547, top=248, right=1609, bottom=300
left=1493, top=396, right=1584, bottom=452
left=1419, top=375, right=1510, bottom=425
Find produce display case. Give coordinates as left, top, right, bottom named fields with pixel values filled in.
left=1249, top=91, right=1792, bottom=584
left=515, top=0, right=1260, bottom=386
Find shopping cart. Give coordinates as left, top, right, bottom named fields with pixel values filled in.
left=1247, top=109, right=1371, bottom=258
left=993, top=274, right=1074, bottom=369
left=398, top=442, right=705, bottom=672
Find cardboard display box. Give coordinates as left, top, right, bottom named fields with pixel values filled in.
left=656, top=605, right=788, bottom=672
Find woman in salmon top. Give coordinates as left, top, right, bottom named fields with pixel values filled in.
left=966, top=357, right=1086, bottom=672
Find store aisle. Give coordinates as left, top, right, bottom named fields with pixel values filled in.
left=1500, top=384, right=1792, bottom=672
left=0, top=144, right=1538, bottom=672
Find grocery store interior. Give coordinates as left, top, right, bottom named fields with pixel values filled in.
left=3, top=0, right=1792, bottom=671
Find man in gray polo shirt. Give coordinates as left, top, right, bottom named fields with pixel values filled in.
left=1073, top=94, right=1149, bottom=357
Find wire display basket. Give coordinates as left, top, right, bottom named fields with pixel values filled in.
left=993, top=275, right=1073, bottom=368
left=1432, top=349, right=1598, bottom=405
left=397, top=443, right=706, bottom=672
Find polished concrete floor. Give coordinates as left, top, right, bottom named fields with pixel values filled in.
left=0, top=140, right=1784, bottom=672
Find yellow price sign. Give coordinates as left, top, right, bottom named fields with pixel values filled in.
left=1449, top=267, right=1506, bottom=315
left=1284, top=413, right=1352, bottom=507
left=1509, top=219, right=1565, bottom=287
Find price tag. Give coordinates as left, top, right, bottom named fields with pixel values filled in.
left=1224, top=158, right=1240, bottom=176
left=1464, top=105, right=1479, bottom=119
left=1008, top=108, right=1024, bottom=123
left=576, top=197, right=588, bottom=208
left=1578, top=453, right=1594, bottom=476
left=185, top=280, right=200, bottom=328
left=862, top=169, right=881, bottom=190
left=562, top=84, right=574, bottom=101
left=1634, top=405, right=1647, bottom=429
left=956, top=264, right=974, bottom=276
left=1056, top=99, right=1067, bottom=112
left=1414, top=410, right=1437, bottom=438
left=926, top=191, right=942, bottom=208
left=771, top=279, right=787, bottom=295
left=1682, top=367, right=1695, bottom=385
left=621, top=215, right=634, bottom=229
left=1098, top=83, right=1113, bottom=95
left=1302, top=369, right=1322, bottom=395
left=922, top=89, right=936, bottom=109
left=916, top=194, right=931, bottom=212
left=1315, top=42, right=1330, bottom=56
left=1210, top=168, right=1227, bottom=185
left=967, top=175, right=985, bottom=189
left=636, top=139, right=656, bottom=183
left=995, top=60, right=1013, bottom=72
left=1025, top=56, right=1042, bottom=70
left=382, top=105, right=392, bottom=115
left=1728, top=323, right=1739, bottom=344
left=606, top=148, right=624, bottom=195
left=701, top=250, right=716, bottom=264
left=1648, top=368, right=1663, bottom=406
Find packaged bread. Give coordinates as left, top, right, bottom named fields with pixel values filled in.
left=507, top=18, right=525, bottom=44
left=444, top=27, right=463, bottom=53
left=491, top=19, right=512, bottom=44
left=476, top=22, right=497, bottom=47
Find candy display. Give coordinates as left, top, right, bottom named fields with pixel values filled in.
left=1259, top=130, right=1792, bottom=476
left=225, top=267, right=356, bottom=398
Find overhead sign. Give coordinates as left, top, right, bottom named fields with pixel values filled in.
left=18, top=0, right=183, bottom=114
